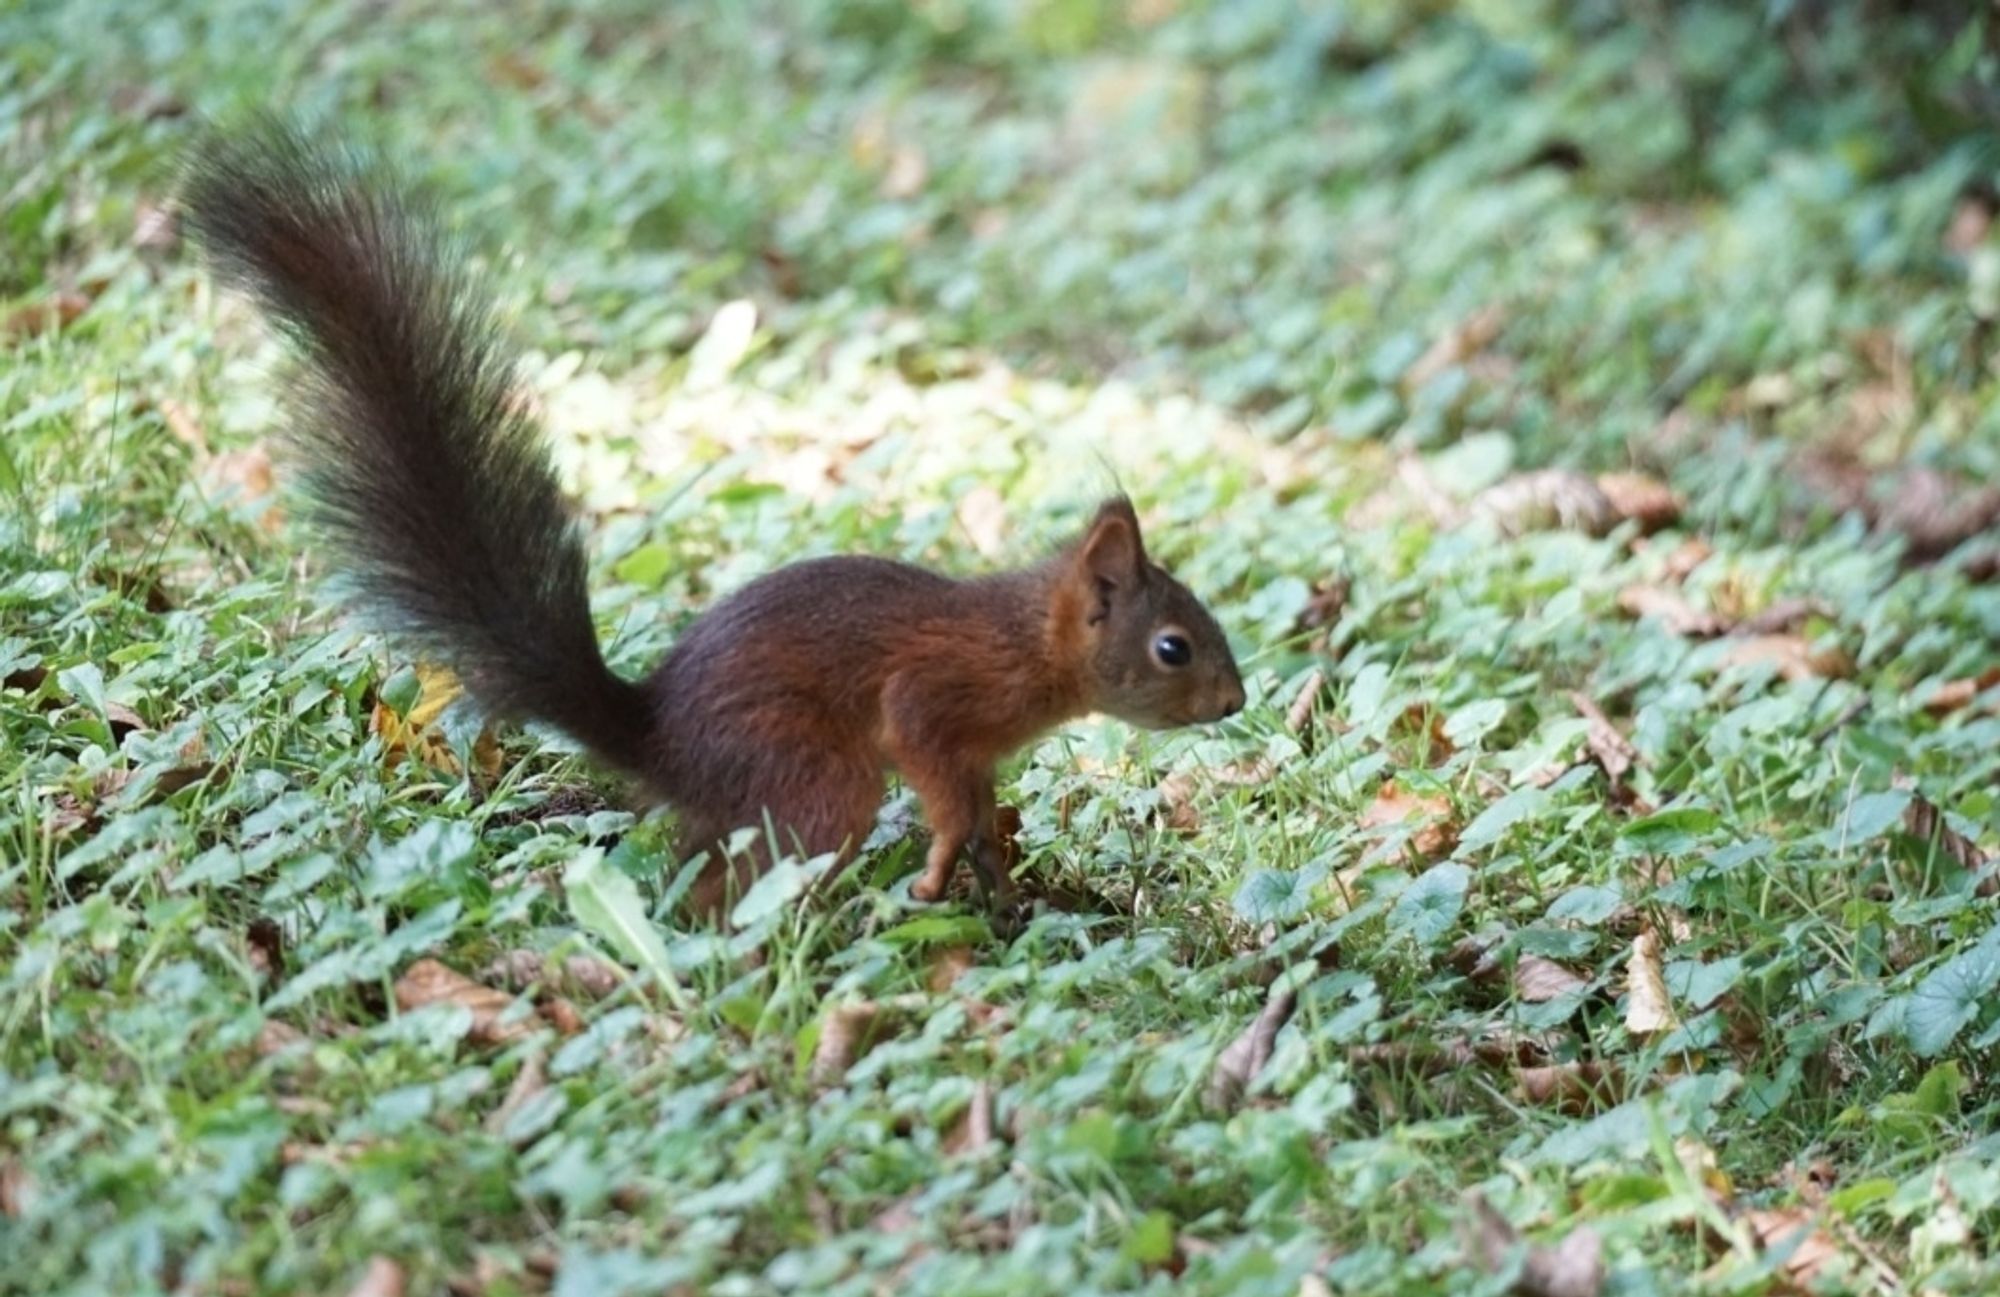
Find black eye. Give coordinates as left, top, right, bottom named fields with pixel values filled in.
left=1153, top=633, right=1192, bottom=668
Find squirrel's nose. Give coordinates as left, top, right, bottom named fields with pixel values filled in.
left=1219, top=683, right=1245, bottom=719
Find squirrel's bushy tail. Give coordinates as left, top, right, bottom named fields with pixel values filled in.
left=183, top=121, right=654, bottom=778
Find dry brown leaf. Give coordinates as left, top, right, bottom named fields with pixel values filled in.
left=199, top=443, right=282, bottom=532
left=1391, top=703, right=1456, bottom=766
left=1624, top=930, right=1679, bottom=1040
left=393, top=958, right=530, bottom=1048
left=810, top=995, right=926, bottom=1089
left=1717, top=634, right=1853, bottom=682
left=1206, top=986, right=1296, bottom=1111
left=955, top=485, right=1008, bottom=560
left=927, top=946, right=976, bottom=994
left=345, top=1256, right=406, bottom=1297
left=1658, top=535, right=1714, bottom=583
left=371, top=663, right=504, bottom=779
left=484, top=1052, right=549, bottom=1141
left=882, top=144, right=929, bottom=200
left=1617, top=585, right=1731, bottom=637
left=538, top=997, right=584, bottom=1037
left=1568, top=692, right=1640, bottom=786
left=1595, top=472, right=1682, bottom=533
left=3, top=289, right=91, bottom=339
left=1514, top=955, right=1589, bottom=1003
left=482, top=950, right=628, bottom=1002
left=1156, top=757, right=1276, bottom=834
left=1293, top=576, right=1350, bottom=637
left=1897, top=783, right=1992, bottom=894
left=1925, top=667, right=2000, bottom=716
left=1285, top=668, right=1326, bottom=736
left=1734, top=597, right=1832, bottom=637
left=1462, top=1190, right=1606, bottom=1297
left=157, top=397, right=208, bottom=453
left=941, top=1079, right=996, bottom=1157
left=132, top=200, right=178, bottom=253
left=1473, top=470, right=1618, bottom=537
left=1738, top=1208, right=1843, bottom=1292
left=1358, top=780, right=1458, bottom=861
left=257, top=1019, right=307, bottom=1057
left=1947, top=194, right=1994, bottom=255
left=1405, top=305, right=1506, bottom=391
left=1515, top=1062, right=1623, bottom=1115
left=1, top=1159, right=36, bottom=1219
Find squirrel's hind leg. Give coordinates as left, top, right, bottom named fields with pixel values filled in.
left=675, top=764, right=882, bottom=921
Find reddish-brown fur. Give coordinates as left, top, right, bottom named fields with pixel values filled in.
left=184, top=125, right=1245, bottom=919
left=645, top=502, right=1245, bottom=915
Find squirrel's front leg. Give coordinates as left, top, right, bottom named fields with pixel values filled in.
left=906, top=766, right=1003, bottom=904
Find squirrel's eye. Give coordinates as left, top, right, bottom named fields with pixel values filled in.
left=1153, top=633, right=1192, bottom=668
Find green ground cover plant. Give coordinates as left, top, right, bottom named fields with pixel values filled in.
left=5, top=1, right=2000, bottom=1293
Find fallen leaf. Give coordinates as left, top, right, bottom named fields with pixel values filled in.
left=257, top=1019, right=306, bottom=1057
left=810, top=995, right=926, bottom=1089
left=483, top=1051, right=549, bottom=1140
left=1568, top=692, right=1640, bottom=787
left=481, top=950, right=627, bottom=1002
left=1157, top=757, right=1276, bottom=834
left=538, top=997, right=585, bottom=1036
left=1733, top=597, right=1832, bottom=637
left=1391, top=703, right=1455, bottom=766
left=1358, top=780, right=1458, bottom=861
left=132, top=200, right=178, bottom=253
left=1924, top=667, right=2000, bottom=716
left=1405, top=305, right=1507, bottom=391
left=881, top=144, right=928, bottom=200
left=1717, top=634, right=1853, bottom=681
left=393, top=959, right=530, bottom=1048
left=1658, top=535, right=1714, bottom=583
left=1293, top=576, right=1350, bottom=638
left=956, top=485, right=1008, bottom=560
left=1515, top=1061, right=1623, bottom=1115
left=2, top=289, right=91, bottom=339
left=1, top=1159, right=36, bottom=1219
left=941, top=1079, right=996, bottom=1156
left=1595, top=472, right=1682, bottom=533
left=1285, top=669, right=1326, bottom=737
left=1462, top=1190, right=1606, bottom=1297
left=927, top=946, right=976, bottom=993
left=1947, top=194, right=1993, bottom=255
left=1624, top=930, right=1679, bottom=1040
left=1737, top=1208, right=1842, bottom=1292
left=1473, top=470, right=1617, bottom=537
left=157, top=397, right=208, bottom=453
left=1896, top=782, right=1991, bottom=892
left=345, top=1255, right=406, bottom=1297
left=1617, top=585, right=1731, bottom=637
left=370, top=663, right=504, bottom=779
left=199, top=443, right=282, bottom=532
left=1206, top=986, right=1296, bottom=1111
left=1514, top=955, right=1589, bottom=1003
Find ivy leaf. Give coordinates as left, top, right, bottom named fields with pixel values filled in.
left=1904, top=924, right=2000, bottom=1057
left=564, top=849, right=691, bottom=1014
left=1390, top=862, right=1471, bottom=947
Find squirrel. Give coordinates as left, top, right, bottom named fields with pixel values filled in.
left=181, top=122, right=1246, bottom=917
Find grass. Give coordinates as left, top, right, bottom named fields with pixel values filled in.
left=5, top=1, right=2000, bottom=1294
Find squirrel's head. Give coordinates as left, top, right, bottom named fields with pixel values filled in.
left=1062, top=497, right=1245, bottom=729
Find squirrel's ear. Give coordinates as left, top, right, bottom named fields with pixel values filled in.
left=1076, top=497, right=1145, bottom=623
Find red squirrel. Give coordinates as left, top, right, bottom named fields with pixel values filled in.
left=181, top=123, right=1245, bottom=916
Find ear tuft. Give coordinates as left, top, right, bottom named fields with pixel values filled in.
left=1076, top=497, right=1146, bottom=622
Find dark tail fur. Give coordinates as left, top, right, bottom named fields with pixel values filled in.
left=182, top=121, right=654, bottom=778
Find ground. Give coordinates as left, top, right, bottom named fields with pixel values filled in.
left=4, top=2, right=2000, bottom=1295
